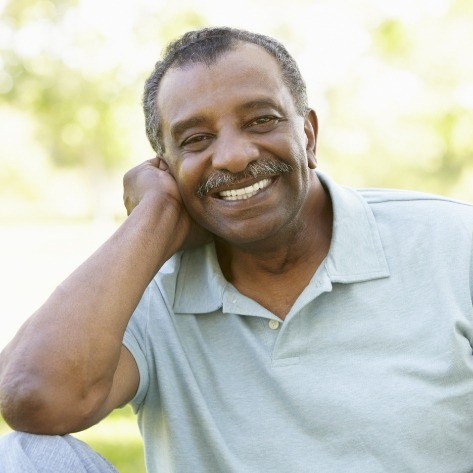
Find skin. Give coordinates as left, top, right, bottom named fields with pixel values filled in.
left=0, top=42, right=332, bottom=435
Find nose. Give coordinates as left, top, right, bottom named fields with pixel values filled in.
left=211, top=129, right=259, bottom=173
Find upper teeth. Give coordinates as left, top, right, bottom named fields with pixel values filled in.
left=219, top=178, right=272, bottom=201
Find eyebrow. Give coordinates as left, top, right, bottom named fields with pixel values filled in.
left=236, top=98, right=282, bottom=112
left=170, top=116, right=208, bottom=141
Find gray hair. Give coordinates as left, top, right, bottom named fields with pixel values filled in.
left=143, top=27, right=309, bottom=154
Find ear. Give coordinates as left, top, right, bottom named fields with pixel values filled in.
left=304, top=109, right=318, bottom=169
left=157, top=156, right=170, bottom=171
left=159, top=153, right=177, bottom=177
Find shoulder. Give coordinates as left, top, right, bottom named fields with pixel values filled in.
left=359, top=187, right=473, bottom=208
left=357, top=187, right=473, bottom=230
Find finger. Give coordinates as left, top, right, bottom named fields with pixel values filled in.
left=147, top=156, right=160, bottom=167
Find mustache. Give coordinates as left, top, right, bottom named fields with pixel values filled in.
left=196, top=159, right=293, bottom=197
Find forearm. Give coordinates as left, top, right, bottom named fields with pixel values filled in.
left=0, top=198, right=182, bottom=432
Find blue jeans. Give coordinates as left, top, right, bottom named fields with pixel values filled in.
left=0, top=432, right=118, bottom=473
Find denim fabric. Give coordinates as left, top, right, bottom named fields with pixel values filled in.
left=0, top=432, right=117, bottom=473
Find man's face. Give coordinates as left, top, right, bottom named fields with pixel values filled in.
left=157, top=42, right=317, bottom=245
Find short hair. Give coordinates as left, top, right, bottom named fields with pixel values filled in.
left=143, top=26, right=309, bottom=154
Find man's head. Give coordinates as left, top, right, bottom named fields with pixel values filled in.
left=148, top=34, right=318, bottom=245
left=143, top=27, right=309, bottom=155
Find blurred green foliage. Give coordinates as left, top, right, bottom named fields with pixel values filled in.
left=319, top=0, right=473, bottom=198
left=0, top=0, right=206, bottom=219
left=2, top=0, right=132, bottom=171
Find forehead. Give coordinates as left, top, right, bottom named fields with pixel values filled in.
left=157, top=43, right=294, bottom=131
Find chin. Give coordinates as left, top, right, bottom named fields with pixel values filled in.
left=211, top=219, right=286, bottom=248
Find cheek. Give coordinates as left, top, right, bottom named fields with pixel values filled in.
left=175, top=164, right=209, bottom=216
left=269, top=127, right=306, bottom=161
left=174, top=157, right=204, bottom=191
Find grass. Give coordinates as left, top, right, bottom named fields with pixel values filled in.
left=0, top=405, right=145, bottom=473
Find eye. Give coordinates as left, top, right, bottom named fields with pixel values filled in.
left=246, top=115, right=284, bottom=132
left=180, top=134, right=213, bottom=151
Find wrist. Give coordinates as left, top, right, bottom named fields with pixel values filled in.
left=127, top=195, right=188, bottom=259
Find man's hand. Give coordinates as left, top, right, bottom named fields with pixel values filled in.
left=123, top=157, right=211, bottom=252
left=123, top=157, right=177, bottom=216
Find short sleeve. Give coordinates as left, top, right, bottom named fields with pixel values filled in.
left=470, top=230, right=473, bottom=306
left=123, top=286, right=151, bottom=413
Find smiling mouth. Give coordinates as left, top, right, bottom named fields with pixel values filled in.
left=218, top=178, right=272, bottom=201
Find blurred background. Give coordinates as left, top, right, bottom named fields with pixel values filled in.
left=1, top=0, right=472, bottom=471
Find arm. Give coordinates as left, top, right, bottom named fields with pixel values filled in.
left=0, top=158, right=209, bottom=435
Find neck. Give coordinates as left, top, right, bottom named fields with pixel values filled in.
left=215, top=175, right=333, bottom=318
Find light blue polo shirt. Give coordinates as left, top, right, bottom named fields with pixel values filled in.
left=123, top=173, right=473, bottom=473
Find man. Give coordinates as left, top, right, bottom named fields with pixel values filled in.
left=1, top=26, right=473, bottom=473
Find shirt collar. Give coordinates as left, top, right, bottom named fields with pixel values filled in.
left=172, top=243, right=227, bottom=314
left=172, top=172, right=390, bottom=314
left=318, top=172, right=390, bottom=282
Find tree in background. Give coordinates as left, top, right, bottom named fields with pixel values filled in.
left=318, top=0, right=473, bottom=199
left=0, top=0, right=206, bottom=220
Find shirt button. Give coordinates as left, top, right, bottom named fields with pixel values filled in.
left=269, top=320, right=280, bottom=330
